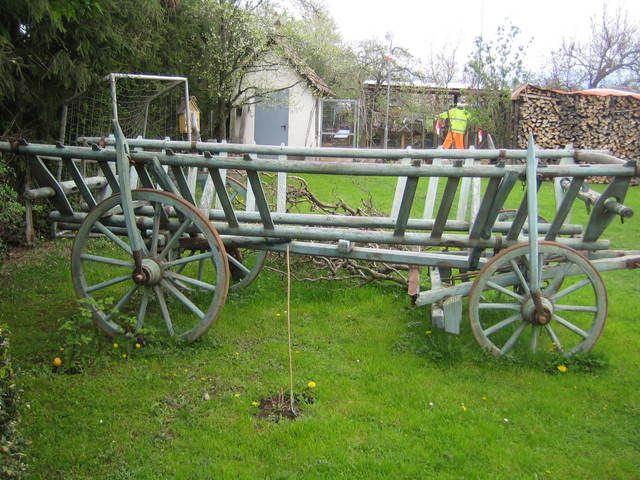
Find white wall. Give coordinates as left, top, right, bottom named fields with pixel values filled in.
left=234, top=56, right=321, bottom=147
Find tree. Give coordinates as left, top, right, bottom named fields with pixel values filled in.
left=0, top=0, right=173, bottom=141
left=464, top=22, right=531, bottom=147
left=279, top=0, right=358, bottom=98
left=425, top=43, right=459, bottom=87
left=546, top=6, right=640, bottom=89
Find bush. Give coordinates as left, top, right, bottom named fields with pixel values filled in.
left=0, top=157, right=26, bottom=260
left=0, top=324, right=27, bottom=479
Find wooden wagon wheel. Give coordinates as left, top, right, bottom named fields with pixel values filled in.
left=72, top=189, right=229, bottom=342
left=469, top=241, right=607, bottom=357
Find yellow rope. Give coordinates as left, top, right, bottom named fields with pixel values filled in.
left=286, top=245, right=296, bottom=414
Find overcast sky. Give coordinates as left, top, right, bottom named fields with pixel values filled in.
left=308, top=0, right=640, bottom=78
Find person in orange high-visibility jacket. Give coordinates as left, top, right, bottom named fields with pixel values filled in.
left=438, top=104, right=472, bottom=149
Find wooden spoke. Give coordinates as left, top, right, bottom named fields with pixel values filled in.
left=165, top=271, right=217, bottom=292
left=104, top=285, right=139, bottom=322
left=478, top=302, right=521, bottom=311
left=150, top=201, right=162, bottom=255
left=80, top=254, right=134, bottom=268
left=95, top=221, right=132, bottom=255
left=544, top=324, right=563, bottom=352
left=164, top=251, right=213, bottom=268
left=551, top=279, right=591, bottom=301
left=197, top=259, right=205, bottom=281
left=227, top=253, right=251, bottom=276
left=136, top=289, right=149, bottom=331
left=553, top=314, right=590, bottom=339
left=86, top=274, right=131, bottom=293
left=154, top=285, right=175, bottom=336
left=486, top=281, right=524, bottom=301
left=530, top=325, right=540, bottom=352
left=159, top=218, right=193, bottom=260
left=510, top=259, right=531, bottom=295
left=500, top=321, right=527, bottom=355
left=483, top=313, right=521, bottom=336
left=160, top=279, right=205, bottom=319
left=554, top=304, right=598, bottom=313
left=543, top=261, right=571, bottom=295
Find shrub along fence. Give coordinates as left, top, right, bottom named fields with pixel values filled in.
left=0, top=324, right=26, bottom=479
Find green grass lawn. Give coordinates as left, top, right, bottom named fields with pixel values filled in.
left=1, top=175, right=639, bottom=479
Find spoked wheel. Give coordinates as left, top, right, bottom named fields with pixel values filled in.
left=72, top=189, right=229, bottom=342
left=224, top=172, right=267, bottom=290
left=226, top=246, right=267, bottom=291
left=469, top=241, right=607, bottom=357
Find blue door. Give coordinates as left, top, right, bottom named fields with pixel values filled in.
left=255, top=90, right=289, bottom=146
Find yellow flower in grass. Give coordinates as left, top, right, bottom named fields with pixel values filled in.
left=461, top=404, right=468, bottom=412
left=234, top=393, right=241, bottom=398
left=135, top=343, right=141, bottom=349
left=122, top=353, right=127, bottom=359
left=307, top=380, right=317, bottom=389
left=52, top=357, right=63, bottom=368
left=251, top=401, right=259, bottom=407
left=557, top=364, right=568, bottom=373
left=113, top=343, right=119, bottom=349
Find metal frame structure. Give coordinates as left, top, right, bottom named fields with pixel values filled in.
left=2, top=125, right=639, bottom=357
left=319, top=98, right=359, bottom=148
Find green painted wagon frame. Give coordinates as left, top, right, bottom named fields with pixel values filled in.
left=2, top=121, right=639, bottom=357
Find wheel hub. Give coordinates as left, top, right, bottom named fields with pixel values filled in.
left=521, top=295, right=554, bottom=326
left=132, top=258, right=163, bottom=286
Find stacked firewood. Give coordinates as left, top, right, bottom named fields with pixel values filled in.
left=513, top=85, right=640, bottom=173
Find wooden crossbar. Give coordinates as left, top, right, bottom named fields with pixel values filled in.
left=31, top=156, right=73, bottom=215
left=63, top=158, right=97, bottom=209
left=170, top=165, right=196, bottom=204
left=546, top=177, right=584, bottom=241
left=209, top=168, right=239, bottom=228
left=246, top=170, right=274, bottom=230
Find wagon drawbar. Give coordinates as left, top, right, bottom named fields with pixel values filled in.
left=2, top=122, right=639, bottom=357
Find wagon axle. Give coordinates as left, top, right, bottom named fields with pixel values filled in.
left=131, top=258, right=164, bottom=286
left=522, top=295, right=554, bottom=326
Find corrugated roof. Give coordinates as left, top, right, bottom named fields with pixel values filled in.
left=512, top=84, right=640, bottom=101
left=279, top=42, right=334, bottom=98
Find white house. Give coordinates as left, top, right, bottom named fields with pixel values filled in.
left=230, top=49, right=333, bottom=147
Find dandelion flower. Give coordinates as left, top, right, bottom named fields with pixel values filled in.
left=113, top=343, right=119, bottom=349
left=251, top=401, right=259, bottom=407
left=52, top=357, right=62, bottom=367
left=425, top=330, right=432, bottom=335
left=557, top=364, right=568, bottom=373
left=461, top=404, right=468, bottom=412
left=307, top=380, right=317, bottom=389
left=122, top=353, right=127, bottom=359
left=135, top=343, right=141, bottom=349
left=233, top=393, right=241, bottom=398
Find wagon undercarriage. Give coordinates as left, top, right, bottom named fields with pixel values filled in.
left=2, top=120, right=639, bottom=358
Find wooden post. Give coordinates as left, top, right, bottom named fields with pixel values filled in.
left=24, top=167, right=36, bottom=246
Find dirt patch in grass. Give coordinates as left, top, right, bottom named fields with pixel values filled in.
left=257, top=390, right=316, bottom=422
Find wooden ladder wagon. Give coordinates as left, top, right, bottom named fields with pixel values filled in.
left=2, top=122, right=639, bottom=358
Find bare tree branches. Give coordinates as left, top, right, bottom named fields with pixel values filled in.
left=547, top=6, right=640, bottom=89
